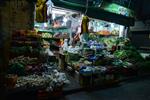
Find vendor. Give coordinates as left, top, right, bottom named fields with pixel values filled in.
left=67, top=13, right=81, bottom=45
left=41, top=40, right=54, bottom=63
left=73, top=16, right=90, bottom=47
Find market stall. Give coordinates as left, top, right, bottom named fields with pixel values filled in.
left=43, top=0, right=144, bottom=88
left=6, top=29, right=70, bottom=99
left=59, top=17, right=144, bottom=88
left=5, top=0, right=145, bottom=98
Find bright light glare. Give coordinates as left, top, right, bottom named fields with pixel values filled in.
left=52, top=10, right=66, bottom=14
left=63, top=17, right=67, bottom=23
left=44, top=23, right=48, bottom=27
left=119, top=25, right=125, bottom=37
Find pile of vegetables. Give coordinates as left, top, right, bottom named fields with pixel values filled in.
left=42, top=32, right=53, bottom=38
left=9, top=56, right=38, bottom=65
left=87, top=40, right=105, bottom=50
left=114, top=38, right=144, bottom=63
left=89, top=33, right=97, bottom=40
left=96, top=30, right=111, bottom=36
left=99, top=37, right=118, bottom=49
left=11, top=46, right=41, bottom=57
left=111, top=29, right=119, bottom=35
left=112, top=59, right=132, bottom=68
left=15, top=70, right=70, bottom=90
left=11, top=46, right=32, bottom=55
left=113, top=50, right=144, bottom=62
left=113, top=50, right=128, bottom=60
left=8, top=56, right=38, bottom=76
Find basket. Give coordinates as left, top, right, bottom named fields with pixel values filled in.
left=5, top=75, right=17, bottom=89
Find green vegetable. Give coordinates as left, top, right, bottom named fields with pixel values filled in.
left=113, top=49, right=144, bottom=62
left=8, top=62, right=25, bottom=76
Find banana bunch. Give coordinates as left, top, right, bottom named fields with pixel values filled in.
left=42, top=33, right=52, bottom=38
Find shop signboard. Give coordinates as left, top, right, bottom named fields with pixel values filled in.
left=101, top=2, right=134, bottom=18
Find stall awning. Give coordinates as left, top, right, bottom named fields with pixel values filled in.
left=51, top=0, right=135, bottom=26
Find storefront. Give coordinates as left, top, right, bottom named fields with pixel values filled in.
left=0, top=0, right=148, bottom=100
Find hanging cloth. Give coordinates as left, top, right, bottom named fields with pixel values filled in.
left=73, top=16, right=89, bottom=43
left=36, top=0, right=47, bottom=23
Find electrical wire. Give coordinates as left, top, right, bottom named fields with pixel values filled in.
left=99, top=0, right=104, bottom=7
left=85, top=0, right=89, bottom=15
left=128, top=0, right=131, bottom=8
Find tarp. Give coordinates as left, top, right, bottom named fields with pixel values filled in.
left=51, top=0, right=134, bottom=26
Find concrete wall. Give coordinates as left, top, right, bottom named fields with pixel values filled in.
left=130, top=20, right=150, bottom=31
left=140, top=0, right=150, bottom=19
left=130, top=20, right=150, bottom=50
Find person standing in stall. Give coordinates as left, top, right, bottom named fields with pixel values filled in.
left=73, top=15, right=90, bottom=47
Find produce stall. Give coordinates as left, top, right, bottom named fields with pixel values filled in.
left=62, top=38, right=143, bottom=88
left=56, top=15, right=144, bottom=88
left=5, top=2, right=74, bottom=97
left=6, top=29, right=70, bottom=99
left=34, top=3, right=144, bottom=88
left=5, top=0, right=146, bottom=97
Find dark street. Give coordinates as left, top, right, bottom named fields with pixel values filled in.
left=63, top=77, right=150, bottom=100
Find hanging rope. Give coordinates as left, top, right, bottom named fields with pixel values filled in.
left=84, top=0, right=89, bottom=15
left=99, top=0, right=104, bottom=7
left=128, top=0, right=131, bottom=8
